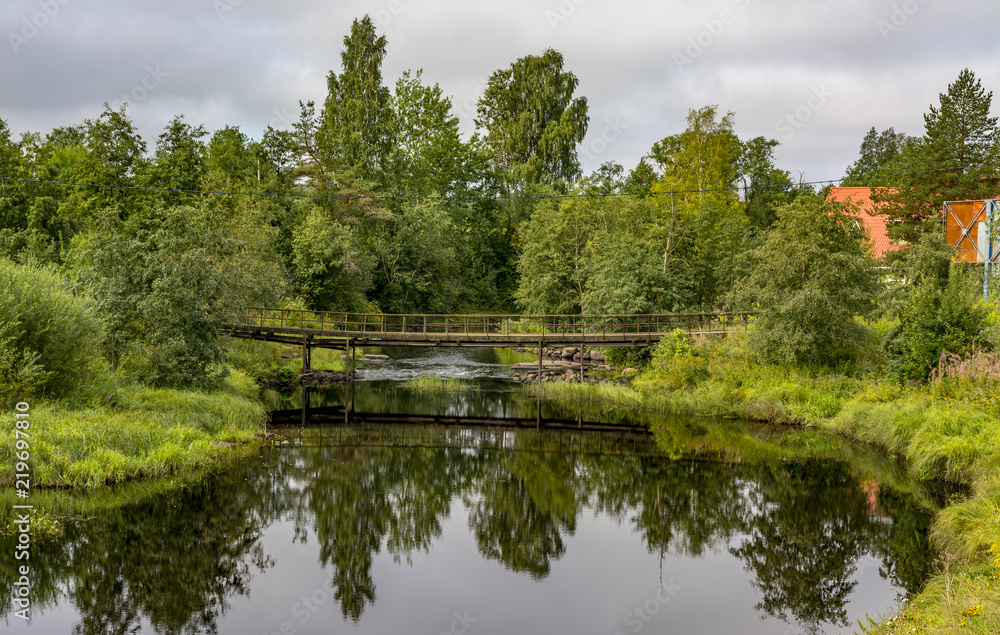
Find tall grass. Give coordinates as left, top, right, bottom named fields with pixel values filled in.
left=929, top=348, right=1000, bottom=411
left=859, top=559, right=1000, bottom=634
left=401, top=377, right=474, bottom=392
left=0, top=371, right=265, bottom=490
left=307, top=347, right=347, bottom=372
left=223, top=338, right=282, bottom=380
left=0, top=436, right=263, bottom=539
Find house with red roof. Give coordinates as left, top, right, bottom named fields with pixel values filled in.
left=825, top=186, right=898, bottom=260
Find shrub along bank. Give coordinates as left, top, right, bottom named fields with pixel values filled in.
left=534, top=331, right=1000, bottom=634
left=0, top=260, right=274, bottom=496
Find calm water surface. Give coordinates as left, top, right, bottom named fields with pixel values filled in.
left=1, top=348, right=937, bottom=634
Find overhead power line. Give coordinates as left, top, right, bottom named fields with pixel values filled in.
left=0, top=164, right=984, bottom=202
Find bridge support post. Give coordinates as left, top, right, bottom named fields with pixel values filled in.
left=301, top=386, right=309, bottom=427
left=537, top=338, right=543, bottom=383
left=344, top=374, right=351, bottom=425
left=579, top=348, right=584, bottom=383
left=345, top=338, right=353, bottom=383
left=344, top=338, right=353, bottom=425
left=302, top=335, right=311, bottom=372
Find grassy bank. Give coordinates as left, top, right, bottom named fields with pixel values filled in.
left=0, top=338, right=290, bottom=536
left=401, top=377, right=475, bottom=392
left=0, top=338, right=328, bottom=501
left=0, top=370, right=266, bottom=492
left=530, top=333, right=1000, bottom=634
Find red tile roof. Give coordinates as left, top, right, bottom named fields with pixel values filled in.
left=825, top=187, right=899, bottom=259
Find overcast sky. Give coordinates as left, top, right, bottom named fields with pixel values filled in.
left=2, top=0, right=999, bottom=184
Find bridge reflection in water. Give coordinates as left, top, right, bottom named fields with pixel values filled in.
left=269, top=403, right=661, bottom=459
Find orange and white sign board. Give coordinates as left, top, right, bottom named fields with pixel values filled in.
left=944, top=200, right=999, bottom=264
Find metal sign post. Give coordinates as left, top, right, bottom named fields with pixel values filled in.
left=986, top=200, right=998, bottom=299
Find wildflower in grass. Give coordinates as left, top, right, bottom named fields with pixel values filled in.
left=992, top=541, right=1000, bottom=579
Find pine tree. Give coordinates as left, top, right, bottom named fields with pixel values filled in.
left=878, top=69, right=999, bottom=243
left=842, top=126, right=914, bottom=186
left=317, top=15, right=394, bottom=189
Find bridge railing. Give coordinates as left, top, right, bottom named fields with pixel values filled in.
left=237, top=307, right=756, bottom=338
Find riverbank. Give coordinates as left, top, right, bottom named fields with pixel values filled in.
left=0, top=370, right=266, bottom=492
left=530, top=333, right=999, bottom=634
left=5, top=333, right=997, bottom=632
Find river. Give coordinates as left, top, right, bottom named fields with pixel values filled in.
left=1, top=347, right=939, bottom=634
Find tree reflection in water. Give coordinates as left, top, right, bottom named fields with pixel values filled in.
left=468, top=451, right=577, bottom=579
left=0, top=425, right=934, bottom=634
left=285, top=428, right=932, bottom=631
left=732, top=460, right=885, bottom=629
left=0, top=457, right=288, bottom=634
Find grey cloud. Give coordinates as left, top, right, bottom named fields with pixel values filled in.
left=1, top=0, right=998, bottom=182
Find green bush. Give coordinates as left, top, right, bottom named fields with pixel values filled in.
left=222, top=338, right=282, bottom=381
left=884, top=263, right=988, bottom=382
left=647, top=329, right=709, bottom=389
left=0, top=259, right=108, bottom=404
left=273, top=365, right=297, bottom=385
left=603, top=345, right=651, bottom=370
left=650, top=328, right=693, bottom=360
left=729, top=196, right=879, bottom=367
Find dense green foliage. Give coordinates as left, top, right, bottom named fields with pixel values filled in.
left=730, top=197, right=880, bottom=366
left=875, top=226, right=991, bottom=382
left=317, top=16, right=394, bottom=188
left=0, top=13, right=995, bottom=392
left=0, top=260, right=106, bottom=403
left=885, top=262, right=989, bottom=381
left=72, top=204, right=284, bottom=387
left=290, top=201, right=372, bottom=311
left=514, top=105, right=801, bottom=316
left=474, top=48, right=589, bottom=191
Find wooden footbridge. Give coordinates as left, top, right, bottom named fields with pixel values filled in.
left=221, top=307, right=754, bottom=375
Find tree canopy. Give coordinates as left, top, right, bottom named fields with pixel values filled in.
left=318, top=15, right=394, bottom=188
left=474, top=48, right=589, bottom=192
left=1, top=17, right=996, bottom=385
left=874, top=68, right=1000, bottom=242
left=729, top=196, right=880, bottom=366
